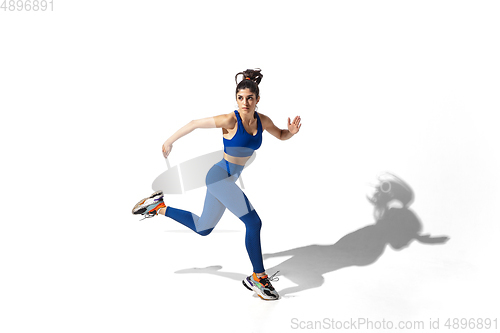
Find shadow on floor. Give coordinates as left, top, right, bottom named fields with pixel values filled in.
left=175, top=173, right=449, bottom=296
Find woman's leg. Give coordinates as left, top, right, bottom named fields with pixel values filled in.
left=204, top=165, right=265, bottom=274
left=160, top=163, right=228, bottom=236
left=160, top=160, right=265, bottom=274
left=163, top=189, right=225, bottom=236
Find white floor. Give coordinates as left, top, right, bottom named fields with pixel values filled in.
left=1, top=1, right=499, bottom=332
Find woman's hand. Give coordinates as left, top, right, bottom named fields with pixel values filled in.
left=288, top=116, right=302, bottom=135
left=162, top=141, right=173, bottom=158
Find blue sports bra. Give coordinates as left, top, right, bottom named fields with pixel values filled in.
left=223, top=110, right=263, bottom=157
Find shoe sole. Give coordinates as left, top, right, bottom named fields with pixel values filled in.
left=132, top=190, right=164, bottom=215
left=242, top=278, right=279, bottom=301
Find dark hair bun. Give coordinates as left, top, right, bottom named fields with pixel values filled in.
left=235, top=68, right=263, bottom=85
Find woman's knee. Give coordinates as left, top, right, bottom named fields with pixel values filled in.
left=198, top=228, right=214, bottom=236
left=240, top=210, right=262, bottom=230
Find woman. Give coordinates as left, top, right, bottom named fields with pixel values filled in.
left=132, top=69, right=301, bottom=300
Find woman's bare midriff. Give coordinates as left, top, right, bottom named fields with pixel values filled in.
left=223, top=152, right=251, bottom=166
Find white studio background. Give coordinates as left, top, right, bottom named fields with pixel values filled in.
left=1, top=1, right=499, bottom=333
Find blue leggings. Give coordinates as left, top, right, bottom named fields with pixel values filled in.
left=165, top=159, right=265, bottom=273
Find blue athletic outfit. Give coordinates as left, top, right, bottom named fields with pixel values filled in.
left=165, top=110, right=265, bottom=273
left=223, top=110, right=262, bottom=157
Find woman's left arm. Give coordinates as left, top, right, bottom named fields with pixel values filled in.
left=260, top=114, right=301, bottom=140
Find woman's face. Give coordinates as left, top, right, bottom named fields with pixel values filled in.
left=236, top=88, right=260, bottom=113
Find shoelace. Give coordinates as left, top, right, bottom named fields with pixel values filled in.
left=259, top=271, right=280, bottom=288
left=139, top=214, right=154, bottom=221
left=139, top=210, right=159, bottom=221
left=268, top=271, right=280, bottom=282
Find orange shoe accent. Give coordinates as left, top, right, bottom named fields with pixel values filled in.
left=253, top=273, right=268, bottom=281
left=148, top=202, right=166, bottom=214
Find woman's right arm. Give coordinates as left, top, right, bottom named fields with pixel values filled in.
left=162, top=113, right=235, bottom=158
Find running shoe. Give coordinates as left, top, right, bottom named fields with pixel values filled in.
left=242, top=271, right=280, bottom=300
left=132, top=190, right=165, bottom=220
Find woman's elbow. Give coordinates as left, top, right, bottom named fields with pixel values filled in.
left=188, top=119, right=199, bottom=130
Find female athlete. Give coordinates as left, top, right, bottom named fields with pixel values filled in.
left=132, top=69, right=301, bottom=300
